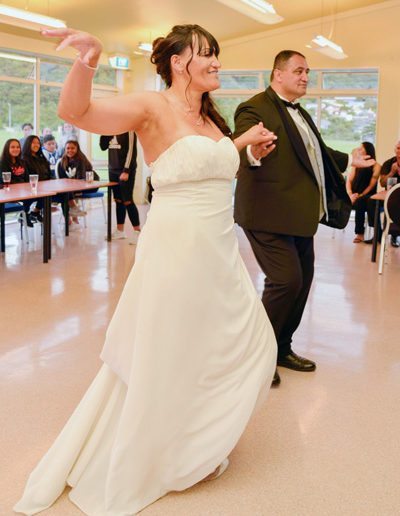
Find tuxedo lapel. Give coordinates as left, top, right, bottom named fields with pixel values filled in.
left=265, top=88, right=316, bottom=182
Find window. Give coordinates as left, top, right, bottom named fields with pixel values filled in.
left=213, top=68, right=378, bottom=151
left=0, top=50, right=119, bottom=161
left=0, top=81, right=34, bottom=149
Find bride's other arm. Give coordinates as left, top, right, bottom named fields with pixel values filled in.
left=42, top=28, right=154, bottom=136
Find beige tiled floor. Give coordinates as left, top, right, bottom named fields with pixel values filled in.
left=1, top=207, right=399, bottom=516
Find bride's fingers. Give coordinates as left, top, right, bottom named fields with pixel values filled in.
left=55, top=35, right=76, bottom=52
left=41, top=27, right=77, bottom=38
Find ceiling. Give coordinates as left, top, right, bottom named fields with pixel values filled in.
left=0, top=0, right=392, bottom=56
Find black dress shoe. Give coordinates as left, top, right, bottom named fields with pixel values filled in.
left=277, top=351, right=316, bottom=372
left=271, top=369, right=280, bottom=387
left=391, top=236, right=399, bottom=248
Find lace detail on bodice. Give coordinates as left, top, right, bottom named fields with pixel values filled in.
left=150, top=135, right=239, bottom=188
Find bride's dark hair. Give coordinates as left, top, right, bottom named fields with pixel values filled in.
left=151, top=24, right=231, bottom=136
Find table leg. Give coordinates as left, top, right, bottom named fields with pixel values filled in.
left=0, top=204, right=5, bottom=253
left=371, top=200, right=380, bottom=262
left=107, top=186, right=112, bottom=241
left=43, top=197, right=50, bottom=263
left=64, top=196, right=69, bottom=237
left=47, top=197, right=52, bottom=260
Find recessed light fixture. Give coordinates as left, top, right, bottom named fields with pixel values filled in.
left=308, top=35, right=347, bottom=60
left=216, top=0, right=283, bottom=24
left=0, top=3, right=66, bottom=31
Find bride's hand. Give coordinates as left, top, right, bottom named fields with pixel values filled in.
left=41, top=28, right=103, bottom=67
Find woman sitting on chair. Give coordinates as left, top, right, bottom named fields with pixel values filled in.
left=55, top=140, right=98, bottom=224
left=0, top=138, right=28, bottom=183
left=346, top=141, right=381, bottom=243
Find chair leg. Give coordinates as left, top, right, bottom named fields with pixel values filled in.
left=101, top=197, right=106, bottom=223
left=378, top=228, right=388, bottom=274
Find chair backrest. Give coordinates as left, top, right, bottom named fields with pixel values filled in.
left=384, top=183, right=400, bottom=225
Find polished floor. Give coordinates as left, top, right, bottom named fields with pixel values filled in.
left=1, top=206, right=399, bottom=516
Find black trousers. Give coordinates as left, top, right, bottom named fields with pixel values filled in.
left=244, top=230, right=314, bottom=359
left=109, top=170, right=140, bottom=227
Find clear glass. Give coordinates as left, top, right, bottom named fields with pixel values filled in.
left=386, top=177, right=398, bottom=190
left=29, top=174, right=39, bottom=192
left=86, top=171, right=94, bottom=183
left=2, top=171, right=11, bottom=190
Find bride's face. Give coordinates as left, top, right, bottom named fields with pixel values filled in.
left=179, top=37, right=221, bottom=93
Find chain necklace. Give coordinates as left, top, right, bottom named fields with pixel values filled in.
left=168, top=93, right=205, bottom=126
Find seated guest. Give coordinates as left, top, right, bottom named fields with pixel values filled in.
left=22, top=135, right=52, bottom=223
left=0, top=138, right=35, bottom=226
left=0, top=138, right=28, bottom=184
left=57, top=122, right=79, bottom=158
left=40, top=127, right=53, bottom=144
left=346, top=141, right=381, bottom=243
left=379, top=140, right=400, bottom=247
left=19, top=122, right=33, bottom=149
left=42, top=135, right=58, bottom=178
left=55, top=140, right=98, bottom=223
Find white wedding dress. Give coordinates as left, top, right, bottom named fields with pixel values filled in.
left=14, top=135, right=277, bottom=516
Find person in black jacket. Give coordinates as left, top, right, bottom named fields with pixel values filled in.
left=234, top=50, right=375, bottom=386
left=22, top=135, right=52, bottom=223
left=99, top=132, right=140, bottom=244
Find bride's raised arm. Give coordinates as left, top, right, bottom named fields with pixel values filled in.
left=43, top=28, right=154, bottom=135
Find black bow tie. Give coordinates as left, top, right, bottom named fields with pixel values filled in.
left=283, top=100, right=300, bottom=110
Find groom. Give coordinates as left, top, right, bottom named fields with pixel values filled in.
left=234, top=50, right=374, bottom=386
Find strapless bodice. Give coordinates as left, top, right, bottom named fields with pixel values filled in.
left=150, top=135, right=239, bottom=188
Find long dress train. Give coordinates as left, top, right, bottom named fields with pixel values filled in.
left=14, top=135, right=277, bottom=515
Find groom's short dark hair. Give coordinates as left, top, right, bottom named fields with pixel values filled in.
left=270, top=50, right=306, bottom=82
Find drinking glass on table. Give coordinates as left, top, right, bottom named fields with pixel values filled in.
left=387, top=177, right=398, bottom=190
left=85, top=171, right=94, bottom=183
left=2, top=171, right=11, bottom=191
left=29, top=174, right=39, bottom=193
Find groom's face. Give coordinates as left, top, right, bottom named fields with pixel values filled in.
left=276, top=55, right=309, bottom=101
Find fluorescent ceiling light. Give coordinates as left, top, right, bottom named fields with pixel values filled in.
left=309, top=35, right=348, bottom=60
left=216, top=0, right=283, bottom=24
left=138, top=42, right=152, bottom=53
left=0, top=4, right=66, bottom=31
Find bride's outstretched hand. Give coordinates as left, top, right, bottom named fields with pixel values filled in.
left=234, top=122, right=277, bottom=158
left=41, top=28, right=103, bottom=67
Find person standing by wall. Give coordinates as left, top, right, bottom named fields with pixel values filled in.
left=100, top=132, right=141, bottom=244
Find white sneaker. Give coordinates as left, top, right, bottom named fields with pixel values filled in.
left=110, top=230, right=127, bottom=240
left=69, top=207, right=87, bottom=216
left=128, top=231, right=140, bottom=245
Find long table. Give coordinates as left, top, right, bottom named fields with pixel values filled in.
left=0, top=184, right=55, bottom=263
left=0, top=178, right=117, bottom=263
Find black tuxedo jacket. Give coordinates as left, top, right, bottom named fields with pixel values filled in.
left=233, top=87, right=351, bottom=237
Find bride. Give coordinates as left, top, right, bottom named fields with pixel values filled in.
left=15, top=24, right=277, bottom=515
